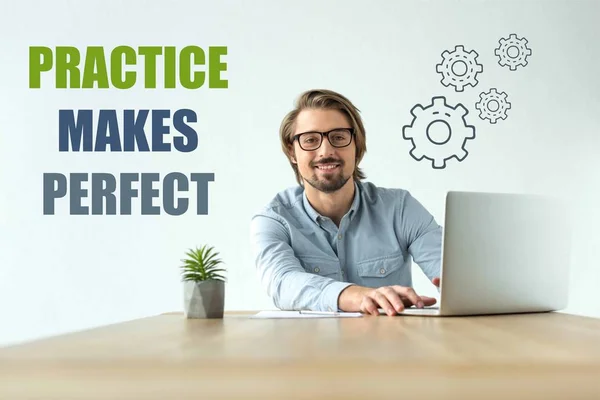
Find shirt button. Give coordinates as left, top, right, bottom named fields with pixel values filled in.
left=380, top=268, right=386, bottom=275
left=314, top=267, right=320, bottom=273
left=337, top=234, right=342, bottom=240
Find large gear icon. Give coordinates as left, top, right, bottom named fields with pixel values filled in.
left=402, top=96, right=476, bottom=169
left=436, top=45, right=483, bottom=92
left=495, top=33, right=532, bottom=70
left=475, top=88, right=511, bottom=124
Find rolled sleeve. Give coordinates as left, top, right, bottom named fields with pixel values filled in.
left=322, top=281, right=355, bottom=312
left=250, top=213, right=352, bottom=311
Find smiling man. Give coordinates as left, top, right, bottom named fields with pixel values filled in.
left=250, top=89, right=442, bottom=316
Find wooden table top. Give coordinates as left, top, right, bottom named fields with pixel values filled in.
left=1, top=311, right=599, bottom=399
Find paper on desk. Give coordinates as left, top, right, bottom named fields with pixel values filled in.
left=251, top=310, right=363, bottom=319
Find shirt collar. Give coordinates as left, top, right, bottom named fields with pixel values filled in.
left=302, top=181, right=361, bottom=225
left=348, top=181, right=361, bottom=220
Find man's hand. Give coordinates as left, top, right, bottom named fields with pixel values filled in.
left=432, top=277, right=440, bottom=288
left=338, top=285, right=437, bottom=316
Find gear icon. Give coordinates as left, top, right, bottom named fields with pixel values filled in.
left=475, top=88, right=511, bottom=124
left=436, top=45, right=483, bottom=92
left=495, top=33, right=532, bottom=70
left=402, top=96, right=476, bottom=169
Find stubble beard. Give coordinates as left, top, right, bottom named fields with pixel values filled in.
left=304, top=167, right=351, bottom=193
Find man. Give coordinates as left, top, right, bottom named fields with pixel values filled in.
left=250, top=89, right=442, bottom=316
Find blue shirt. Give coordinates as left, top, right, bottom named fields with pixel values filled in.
left=249, top=180, right=442, bottom=311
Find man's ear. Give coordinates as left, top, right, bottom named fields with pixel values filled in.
left=288, top=145, right=297, bottom=164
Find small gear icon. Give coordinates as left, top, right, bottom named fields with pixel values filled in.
left=495, top=33, right=532, bottom=70
left=475, top=88, right=511, bottom=124
left=402, top=96, right=476, bottom=169
left=436, top=45, right=483, bottom=92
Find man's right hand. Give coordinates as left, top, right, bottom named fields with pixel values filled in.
left=338, top=285, right=437, bottom=316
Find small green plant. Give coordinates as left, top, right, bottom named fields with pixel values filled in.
left=180, top=245, right=226, bottom=282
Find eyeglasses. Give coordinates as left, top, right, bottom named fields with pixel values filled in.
left=292, top=128, right=355, bottom=151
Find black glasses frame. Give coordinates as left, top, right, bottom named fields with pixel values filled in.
left=292, top=128, right=355, bottom=151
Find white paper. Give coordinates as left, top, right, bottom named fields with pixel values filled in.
left=251, top=310, right=363, bottom=319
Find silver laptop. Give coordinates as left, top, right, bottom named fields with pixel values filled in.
left=392, top=190, right=572, bottom=317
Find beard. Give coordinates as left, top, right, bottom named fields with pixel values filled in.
left=303, top=158, right=351, bottom=193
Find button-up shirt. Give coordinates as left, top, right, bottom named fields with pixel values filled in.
left=250, top=180, right=442, bottom=311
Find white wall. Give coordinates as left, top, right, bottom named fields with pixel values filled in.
left=1, top=0, right=598, bottom=346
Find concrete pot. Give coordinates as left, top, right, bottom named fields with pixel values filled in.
left=183, top=280, right=225, bottom=318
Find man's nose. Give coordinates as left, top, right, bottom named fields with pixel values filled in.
left=316, top=136, right=336, bottom=157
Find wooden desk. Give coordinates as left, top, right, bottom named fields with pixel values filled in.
left=1, top=311, right=599, bottom=399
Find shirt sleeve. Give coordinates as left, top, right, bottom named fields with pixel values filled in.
left=250, top=214, right=354, bottom=311
left=400, top=191, right=443, bottom=284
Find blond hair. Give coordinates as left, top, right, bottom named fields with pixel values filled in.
left=279, top=89, right=367, bottom=186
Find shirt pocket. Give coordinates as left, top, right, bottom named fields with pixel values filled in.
left=296, top=255, right=340, bottom=279
left=356, top=252, right=404, bottom=279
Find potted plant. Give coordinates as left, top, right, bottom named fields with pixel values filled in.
left=180, top=245, right=226, bottom=319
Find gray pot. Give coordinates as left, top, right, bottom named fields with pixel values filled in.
left=183, top=280, right=225, bottom=319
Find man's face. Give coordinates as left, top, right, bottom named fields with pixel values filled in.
left=291, top=109, right=356, bottom=193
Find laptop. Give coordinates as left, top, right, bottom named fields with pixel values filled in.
left=390, top=190, right=572, bottom=317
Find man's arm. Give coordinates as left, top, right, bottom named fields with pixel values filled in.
left=400, top=191, right=443, bottom=284
left=336, top=192, right=442, bottom=316
left=250, top=214, right=353, bottom=311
